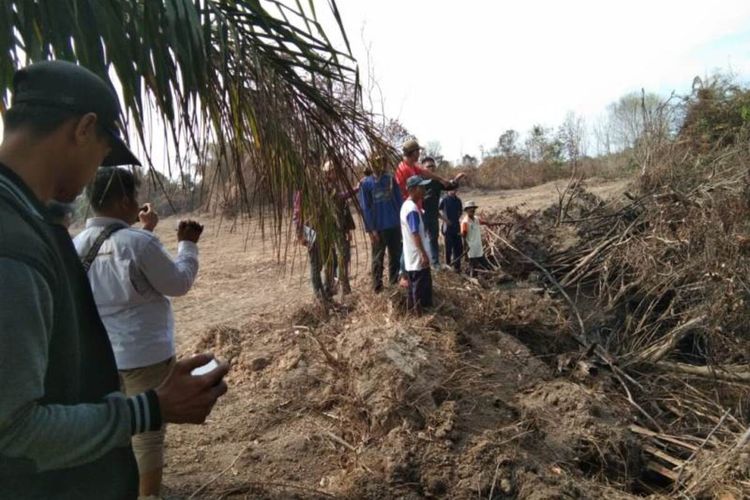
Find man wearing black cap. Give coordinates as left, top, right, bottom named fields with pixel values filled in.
left=0, top=60, right=228, bottom=499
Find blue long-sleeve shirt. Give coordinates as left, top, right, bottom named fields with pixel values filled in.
left=358, top=173, right=402, bottom=232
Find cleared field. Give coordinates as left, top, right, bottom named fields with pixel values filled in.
left=153, top=178, right=628, bottom=498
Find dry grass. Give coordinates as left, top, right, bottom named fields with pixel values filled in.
left=454, top=154, right=632, bottom=192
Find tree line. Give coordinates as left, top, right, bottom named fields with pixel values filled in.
left=414, top=75, right=748, bottom=172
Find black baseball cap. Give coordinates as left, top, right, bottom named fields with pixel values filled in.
left=11, top=60, right=141, bottom=167
left=406, top=175, right=431, bottom=189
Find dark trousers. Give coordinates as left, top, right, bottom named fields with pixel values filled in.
left=309, top=242, right=334, bottom=299
left=372, top=227, right=402, bottom=292
left=424, top=215, right=440, bottom=267
left=335, top=234, right=351, bottom=294
left=407, top=268, right=433, bottom=312
left=444, top=232, right=463, bottom=271
left=468, top=256, right=491, bottom=277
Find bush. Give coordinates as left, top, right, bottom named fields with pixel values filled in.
left=680, top=75, right=750, bottom=151
left=452, top=154, right=631, bottom=191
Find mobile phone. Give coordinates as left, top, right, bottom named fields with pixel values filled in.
left=191, top=359, right=219, bottom=376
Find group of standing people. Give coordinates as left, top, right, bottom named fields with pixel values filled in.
left=360, top=138, right=466, bottom=311
left=303, top=138, right=496, bottom=313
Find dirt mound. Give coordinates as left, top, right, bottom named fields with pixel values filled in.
left=190, top=320, right=287, bottom=384
left=518, top=380, right=641, bottom=485
left=173, top=272, right=654, bottom=499
left=334, top=323, right=448, bottom=431
left=269, top=277, right=650, bottom=499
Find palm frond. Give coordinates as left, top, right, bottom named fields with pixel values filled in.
left=1, top=0, right=386, bottom=257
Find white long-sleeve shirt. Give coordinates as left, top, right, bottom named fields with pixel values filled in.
left=73, top=217, right=199, bottom=370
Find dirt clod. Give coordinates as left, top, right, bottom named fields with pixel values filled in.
left=250, top=356, right=270, bottom=371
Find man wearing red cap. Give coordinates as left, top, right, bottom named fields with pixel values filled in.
left=394, top=139, right=459, bottom=202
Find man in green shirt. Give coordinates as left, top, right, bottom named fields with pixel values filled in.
left=0, top=60, right=229, bottom=499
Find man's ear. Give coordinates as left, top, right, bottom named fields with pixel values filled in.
left=120, top=193, right=137, bottom=211
left=73, top=112, right=99, bottom=145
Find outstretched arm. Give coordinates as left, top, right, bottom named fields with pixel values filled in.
left=420, top=168, right=466, bottom=188
left=418, top=167, right=452, bottom=187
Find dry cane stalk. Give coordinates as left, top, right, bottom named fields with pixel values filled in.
left=629, top=316, right=706, bottom=365
left=674, top=409, right=731, bottom=491
left=656, top=362, right=750, bottom=383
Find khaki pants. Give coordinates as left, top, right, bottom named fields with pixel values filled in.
left=119, top=357, right=175, bottom=474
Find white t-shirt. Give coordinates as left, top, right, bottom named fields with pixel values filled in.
left=461, top=214, right=484, bottom=258
left=400, top=198, right=431, bottom=271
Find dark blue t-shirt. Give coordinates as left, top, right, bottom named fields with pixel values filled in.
left=439, top=195, right=463, bottom=235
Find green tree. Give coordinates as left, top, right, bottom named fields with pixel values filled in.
left=681, top=74, right=750, bottom=149
left=605, top=91, right=673, bottom=151
left=603, top=90, right=677, bottom=174
left=524, top=125, right=549, bottom=162
left=524, top=125, right=563, bottom=165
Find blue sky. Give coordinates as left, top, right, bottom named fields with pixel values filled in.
left=330, top=0, right=750, bottom=160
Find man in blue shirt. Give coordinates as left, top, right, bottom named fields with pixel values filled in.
left=439, top=189, right=464, bottom=272
left=358, top=154, right=403, bottom=292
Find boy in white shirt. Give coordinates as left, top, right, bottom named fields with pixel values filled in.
left=460, top=201, right=498, bottom=277
left=400, top=175, right=433, bottom=312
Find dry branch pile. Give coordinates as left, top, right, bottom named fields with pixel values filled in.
left=474, top=142, right=750, bottom=496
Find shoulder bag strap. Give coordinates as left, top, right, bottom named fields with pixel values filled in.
left=81, top=224, right=125, bottom=272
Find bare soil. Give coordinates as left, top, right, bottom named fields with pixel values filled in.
left=153, top=178, right=635, bottom=499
